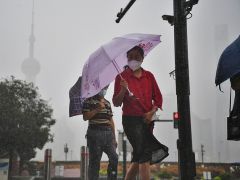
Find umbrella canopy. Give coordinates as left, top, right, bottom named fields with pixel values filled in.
left=69, top=76, right=83, bottom=117
left=215, top=35, right=240, bottom=86
left=81, top=33, right=161, bottom=99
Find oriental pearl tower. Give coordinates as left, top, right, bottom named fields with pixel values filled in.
left=21, top=0, right=40, bottom=83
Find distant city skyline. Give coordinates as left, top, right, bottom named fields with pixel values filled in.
left=0, top=0, right=239, bottom=162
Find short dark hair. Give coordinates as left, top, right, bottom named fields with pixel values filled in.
left=127, top=46, right=144, bottom=58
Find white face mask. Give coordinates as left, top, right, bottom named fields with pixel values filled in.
left=128, top=60, right=143, bottom=71
left=98, top=89, right=107, bottom=97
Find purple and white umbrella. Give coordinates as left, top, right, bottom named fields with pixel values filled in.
left=81, top=33, right=161, bottom=99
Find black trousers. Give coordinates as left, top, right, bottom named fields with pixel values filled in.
left=87, top=126, right=118, bottom=180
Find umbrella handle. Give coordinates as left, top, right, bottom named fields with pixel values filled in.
left=112, top=59, right=134, bottom=96
left=127, top=87, right=134, bottom=96
left=119, top=74, right=134, bottom=96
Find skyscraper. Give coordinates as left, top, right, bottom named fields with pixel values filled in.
left=214, top=24, right=230, bottom=162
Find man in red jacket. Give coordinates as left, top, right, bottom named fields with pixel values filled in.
left=113, top=46, right=168, bottom=180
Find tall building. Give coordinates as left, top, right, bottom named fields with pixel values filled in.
left=191, top=114, right=213, bottom=163
left=213, top=24, right=230, bottom=162
left=21, top=0, right=40, bottom=83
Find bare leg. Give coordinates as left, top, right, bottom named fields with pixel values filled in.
left=125, top=163, right=139, bottom=180
left=139, top=162, right=150, bottom=180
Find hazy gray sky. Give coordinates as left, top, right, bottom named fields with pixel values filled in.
left=0, top=0, right=240, bottom=162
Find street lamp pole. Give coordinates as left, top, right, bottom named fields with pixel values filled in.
left=115, top=1, right=199, bottom=178
left=173, top=0, right=197, bottom=178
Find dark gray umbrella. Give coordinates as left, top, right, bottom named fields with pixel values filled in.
left=215, top=35, right=240, bottom=86
left=69, top=76, right=83, bottom=117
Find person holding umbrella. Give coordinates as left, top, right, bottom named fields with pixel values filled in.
left=113, top=46, right=168, bottom=180
left=215, top=35, right=240, bottom=140
left=215, top=35, right=240, bottom=117
left=82, top=86, right=118, bottom=180
left=229, top=73, right=240, bottom=140
left=230, top=73, right=240, bottom=118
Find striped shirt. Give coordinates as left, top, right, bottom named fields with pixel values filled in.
left=82, top=96, right=113, bottom=125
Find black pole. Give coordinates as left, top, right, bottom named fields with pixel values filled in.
left=116, top=0, right=136, bottom=23
left=201, top=144, right=205, bottom=164
left=173, top=0, right=196, bottom=179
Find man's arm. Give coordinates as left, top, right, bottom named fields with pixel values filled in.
left=144, top=106, right=158, bottom=123
left=144, top=73, right=162, bottom=123
left=112, top=78, right=128, bottom=107
left=151, top=73, right=163, bottom=110
left=82, top=100, right=105, bottom=120
left=83, top=109, right=99, bottom=120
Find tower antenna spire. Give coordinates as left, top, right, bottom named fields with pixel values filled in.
left=21, top=0, right=40, bottom=83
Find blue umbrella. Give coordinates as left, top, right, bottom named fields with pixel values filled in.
left=215, top=35, right=240, bottom=86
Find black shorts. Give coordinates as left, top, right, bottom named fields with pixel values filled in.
left=122, top=115, right=169, bottom=164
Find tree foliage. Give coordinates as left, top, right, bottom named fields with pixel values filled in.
left=0, top=76, right=55, bottom=168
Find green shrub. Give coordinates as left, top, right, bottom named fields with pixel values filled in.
left=99, top=169, right=107, bottom=175
left=220, top=173, right=232, bottom=180
left=157, top=171, right=172, bottom=178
